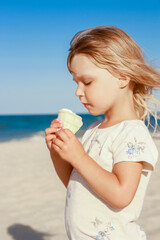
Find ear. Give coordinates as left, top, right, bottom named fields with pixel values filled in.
left=118, top=75, right=130, bottom=88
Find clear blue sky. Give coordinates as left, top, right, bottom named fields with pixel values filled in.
left=0, top=0, right=160, bottom=114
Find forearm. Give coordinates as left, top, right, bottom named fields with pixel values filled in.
left=73, top=153, right=128, bottom=209
left=50, top=151, right=73, bottom=188
left=51, top=128, right=142, bottom=208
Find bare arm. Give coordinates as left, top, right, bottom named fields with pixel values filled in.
left=52, top=128, right=143, bottom=209
left=49, top=150, right=73, bottom=188
left=45, top=119, right=73, bottom=188
left=73, top=153, right=142, bottom=209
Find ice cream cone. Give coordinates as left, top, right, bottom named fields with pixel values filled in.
left=58, top=108, right=83, bottom=134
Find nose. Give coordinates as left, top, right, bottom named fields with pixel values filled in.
left=75, top=83, right=84, bottom=97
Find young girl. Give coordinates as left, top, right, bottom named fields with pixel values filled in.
left=45, top=26, right=160, bottom=240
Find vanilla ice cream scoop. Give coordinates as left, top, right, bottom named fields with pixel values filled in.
left=58, top=108, right=83, bottom=134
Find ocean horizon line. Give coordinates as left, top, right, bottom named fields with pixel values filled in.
left=0, top=112, right=89, bottom=116
left=0, top=111, right=160, bottom=116
left=0, top=113, right=160, bottom=143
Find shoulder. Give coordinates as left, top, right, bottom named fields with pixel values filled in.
left=111, top=120, right=157, bottom=152
left=111, top=120, right=152, bottom=143
left=111, top=120, right=158, bottom=171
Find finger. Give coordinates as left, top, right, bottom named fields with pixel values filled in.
left=62, top=129, right=75, bottom=138
left=45, top=128, right=53, bottom=135
left=51, top=142, right=61, bottom=152
left=56, top=129, right=69, bottom=142
left=46, top=136, right=55, bottom=150
left=52, top=136, right=64, bottom=149
left=45, top=128, right=55, bottom=136
left=45, top=134, right=56, bottom=143
left=50, top=121, right=63, bottom=128
left=51, top=118, right=59, bottom=125
left=45, top=125, right=62, bottom=135
left=50, top=118, right=63, bottom=126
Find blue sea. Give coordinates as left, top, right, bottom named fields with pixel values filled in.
left=0, top=114, right=160, bottom=142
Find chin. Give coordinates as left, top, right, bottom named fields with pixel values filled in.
left=88, top=109, right=103, bottom=116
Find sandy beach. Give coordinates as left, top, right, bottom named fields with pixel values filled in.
left=0, top=136, right=160, bottom=240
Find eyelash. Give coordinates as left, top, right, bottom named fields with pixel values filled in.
left=84, top=82, right=91, bottom=86
left=73, top=80, right=92, bottom=86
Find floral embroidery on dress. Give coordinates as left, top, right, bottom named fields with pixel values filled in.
left=96, top=231, right=107, bottom=240
left=126, top=137, right=146, bottom=159
left=92, top=217, right=103, bottom=227
left=138, top=225, right=146, bottom=239
left=91, top=217, right=115, bottom=240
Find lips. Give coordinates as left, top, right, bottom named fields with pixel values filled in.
left=83, top=103, right=90, bottom=108
left=80, top=100, right=91, bottom=108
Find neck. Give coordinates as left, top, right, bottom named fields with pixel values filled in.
left=103, top=90, right=139, bottom=127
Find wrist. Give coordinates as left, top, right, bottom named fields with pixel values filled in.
left=72, top=150, right=88, bottom=169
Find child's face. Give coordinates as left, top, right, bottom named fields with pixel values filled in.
left=70, top=54, right=121, bottom=116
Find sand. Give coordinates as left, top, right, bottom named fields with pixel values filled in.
left=0, top=136, right=160, bottom=240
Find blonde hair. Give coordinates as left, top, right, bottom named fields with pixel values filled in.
left=67, top=26, right=160, bottom=133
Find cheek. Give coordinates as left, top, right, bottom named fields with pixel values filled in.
left=85, top=83, right=101, bottom=97
left=86, top=80, right=118, bottom=103
left=96, top=82, right=118, bottom=102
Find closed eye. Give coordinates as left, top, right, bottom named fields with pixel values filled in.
left=73, top=79, right=92, bottom=86
left=84, top=81, right=92, bottom=85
